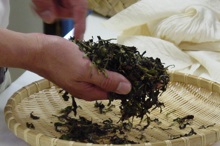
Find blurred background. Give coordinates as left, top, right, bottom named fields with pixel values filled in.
left=8, top=0, right=73, bottom=81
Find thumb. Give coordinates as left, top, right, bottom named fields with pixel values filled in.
left=90, top=69, right=132, bottom=95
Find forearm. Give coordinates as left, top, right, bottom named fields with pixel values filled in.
left=0, top=28, right=39, bottom=69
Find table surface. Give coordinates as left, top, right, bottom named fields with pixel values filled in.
left=0, top=13, right=220, bottom=146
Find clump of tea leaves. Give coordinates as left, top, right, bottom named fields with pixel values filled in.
left=55, top=36, right=170, bottom=144
left=71, top=36, right=169, bottom=121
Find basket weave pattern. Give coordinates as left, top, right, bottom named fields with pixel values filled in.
left=4, top=71, right=220, bottom=146
left=88, top=0, right=139, bottom=17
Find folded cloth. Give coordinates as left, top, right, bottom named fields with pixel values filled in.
left=104, top=0, right=220, bottom=83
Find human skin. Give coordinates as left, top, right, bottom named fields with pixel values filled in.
left=0, top=28, right=131, bottom=100
left=32, top=0, right=88, bottom=40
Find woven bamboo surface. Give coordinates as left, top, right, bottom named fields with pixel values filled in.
left=88, top=0, right=139, bottom=17
left=4, top=71, right=220, bottom=146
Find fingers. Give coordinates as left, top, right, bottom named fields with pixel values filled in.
left=67, top=82, right=109, bottom=101
left=32, top=0, right=87, bottom=39
left=89, top=69, right=132, bottom=95
left=66, top=73, right=131, bottom=101
left=57, top=0, right=87, bottom=39
left=72, top=5, right=87, bottom=40
left=65, top=63, right=131, bottom=101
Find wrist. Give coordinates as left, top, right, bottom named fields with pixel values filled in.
left=21, top=33, right=46, bottom=72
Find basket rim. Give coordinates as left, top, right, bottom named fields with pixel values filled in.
left=4, top=70, right=220, bottom=146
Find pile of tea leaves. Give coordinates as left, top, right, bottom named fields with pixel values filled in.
left=71, top=36, right=170, bottom=121
left=54, top=36, right=170, bottom=143
left=53, top=107, right=138, bottom=144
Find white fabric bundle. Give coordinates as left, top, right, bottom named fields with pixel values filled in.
left=104, top=0, right=220, bottom=82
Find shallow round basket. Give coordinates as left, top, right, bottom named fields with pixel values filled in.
left=4, top=71, right=220, bottom=146
left=88, top=0, right=138, bottom=17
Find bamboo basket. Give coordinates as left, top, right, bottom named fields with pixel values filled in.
left=88, top=0, right=139, bottom=17
left=4, top=71, right=220, bottom=146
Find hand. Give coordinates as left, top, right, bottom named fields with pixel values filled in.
left=0, top=29, right=131, bottom=100
left=27, top=34, right=131, bottom=101
left=32, top=0, right=88, bottom=40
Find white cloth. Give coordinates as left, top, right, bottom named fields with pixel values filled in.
left=104, top=0, right=220, bottom=83
left=0, top=0, right=11, bottom=93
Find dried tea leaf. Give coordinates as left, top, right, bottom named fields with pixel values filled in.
left=30, top=111, right=40, bottom=120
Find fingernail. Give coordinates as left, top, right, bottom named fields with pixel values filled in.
left=40, top=10, right=53, bottom=23
left=116, top=82, right=131, bottom=94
